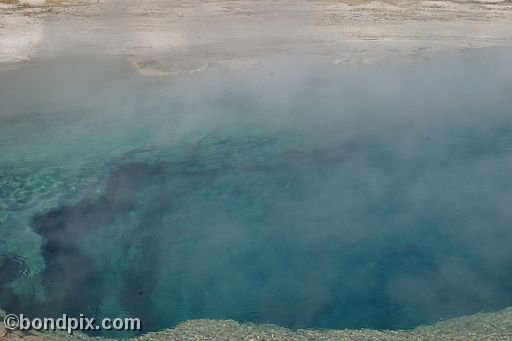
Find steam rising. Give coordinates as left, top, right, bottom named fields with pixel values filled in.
left=1, top=48, right=512, bottom=335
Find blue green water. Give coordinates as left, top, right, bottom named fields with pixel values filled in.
left=1, top=50, right=512, bottom=336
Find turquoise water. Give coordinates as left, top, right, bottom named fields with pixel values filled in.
left=1, top=50, right=512, bottom=335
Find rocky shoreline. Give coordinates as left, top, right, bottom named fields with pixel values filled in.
left=1, top=1, right=512, bottom=74
left=2, top=307, right=512, bottom=340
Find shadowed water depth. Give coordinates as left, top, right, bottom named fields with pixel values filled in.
left=1, top=50, right=512, bottom=336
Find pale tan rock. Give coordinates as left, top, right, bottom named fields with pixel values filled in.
left=1, top=0, right=512, bottom=70
left=5, top=336, right=23, bottom=341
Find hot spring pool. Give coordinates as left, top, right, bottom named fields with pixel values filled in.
left=1, top=49, right=512, bottom=336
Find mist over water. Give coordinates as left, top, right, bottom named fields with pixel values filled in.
left=1, top=49, right=512, bottom=336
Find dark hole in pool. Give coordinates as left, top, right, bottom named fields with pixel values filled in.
left=1, top=50, right=512, bottom=336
